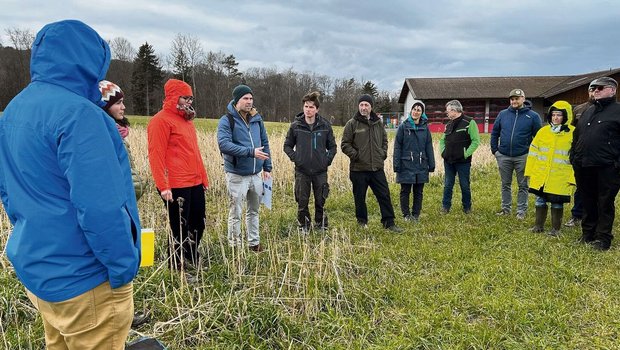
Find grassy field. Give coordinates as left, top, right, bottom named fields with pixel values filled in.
left=2, top=118, right=620, bottom=349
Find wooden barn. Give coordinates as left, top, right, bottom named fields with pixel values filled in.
left=398, top=68, right=620, bottom=133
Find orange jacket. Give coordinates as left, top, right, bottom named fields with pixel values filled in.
left=147, top=79, right=208, bottom=191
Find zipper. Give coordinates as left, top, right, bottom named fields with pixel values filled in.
left=243, top=116, right=257, bottom=173
left=509, top=109, right=518, bottom=156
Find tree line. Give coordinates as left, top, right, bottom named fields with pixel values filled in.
left=0, top=29, right=400, bottom=125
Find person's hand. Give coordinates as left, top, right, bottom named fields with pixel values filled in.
left=263, top=171, right=272, bottom=180
left=117, top=124, right=129, bottom=138
left=160, top=189, right=173, bottom=202
left=254, top=146, right=270, bottom=160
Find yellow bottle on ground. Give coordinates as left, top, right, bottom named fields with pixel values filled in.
left=140, top=228, right=155, bottom=267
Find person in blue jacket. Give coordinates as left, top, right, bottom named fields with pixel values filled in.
left=490, top=88, right=542, bottom=220
left=393, top=100, right=435, bottom=221
left=217, top=84, right=272, bottom=252
left=0, top=20, right=140, bottom=349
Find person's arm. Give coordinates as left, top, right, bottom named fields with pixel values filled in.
left=340, top=120, right=358, bottom=160
left=382, top=126, right=388, bottom=160
left=393, top=125, right=403, bottom=172
left=524, top=134, right=541, bottom=177
left=58, top=107, right=139, bottom=288
left=532, top=112, right=542, bottom=136
left=283, top=123, right=296, bottom=163
left=147, top=117, right=171, bottom=193
left=0, top=165, right=14, bottom=224
left=426, top=129, right=435, bottom=172
left=490, top=113, right=502, bottom=154
left=465, top=119, right=480, bottom=158
left=260, top=121, right=272, bottom=173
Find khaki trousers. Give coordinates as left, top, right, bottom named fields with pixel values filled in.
left=26, top=282, right=133, bottom=350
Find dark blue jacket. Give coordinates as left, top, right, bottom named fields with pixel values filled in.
left=393, top=119, right=435, bottom=184
left=491, top=106, right=542, bottom=157
left=0, top=20, right=141, bottom=302
left=217, top=101, right=272, bottom=176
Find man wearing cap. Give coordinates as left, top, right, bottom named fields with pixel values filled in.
left=570, top=76, right=620, bottom=251
left=341, top=94, right=402, bottom=232
left=491, top=89, right=542, bottom=219
left=564, top=89, right=595, bottom=228
left=217, top=84, right=272, bottom=252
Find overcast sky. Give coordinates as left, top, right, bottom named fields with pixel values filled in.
left=2, top=0, right=619, bottom=92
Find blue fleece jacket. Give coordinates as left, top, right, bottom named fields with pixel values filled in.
left=0, top=20, right=141, bottom=302
left=490, top=106, right=542, bottom=157
left=217, top=101, right=273, bottom=175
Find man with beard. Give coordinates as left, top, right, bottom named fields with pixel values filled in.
left=341, top=94, right=402, bottom=232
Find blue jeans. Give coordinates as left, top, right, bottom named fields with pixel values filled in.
left=442, top=161, right=471, bottom=211
left=535, top=196, right=563, bottom=209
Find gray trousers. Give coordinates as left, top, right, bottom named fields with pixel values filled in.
left=226, top=172, right=263, bottom=247
left=495, top=152, right=529, bottom=214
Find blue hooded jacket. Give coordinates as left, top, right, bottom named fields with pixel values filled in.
left=490, top=105, right=542, bottom=157
left=0, top=20, right=141, bottom=302
left=217, top=101, right=273, bottom=175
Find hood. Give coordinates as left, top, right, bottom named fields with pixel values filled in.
left=30, top=20, right=111, bottom=106
left=546, top=100, right=573, bottom=125
left=163, top=79, right=193, bottom=114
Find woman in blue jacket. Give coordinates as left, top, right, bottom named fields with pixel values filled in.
left=393, top=100, right=435, bottom=221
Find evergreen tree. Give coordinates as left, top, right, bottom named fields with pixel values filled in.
left=362, top=80, right=378, bottom=98
left=172, top=50, right=191, bottom=82
left=131, top=42, right=163, bottom=116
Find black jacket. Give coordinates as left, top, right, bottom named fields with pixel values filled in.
left=284, top=113, right=337, bottom=175
left=571, top=96, right=620, bottom=167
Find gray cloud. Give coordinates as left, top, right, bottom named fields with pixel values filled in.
left=2, top=0, right=619, bottom=92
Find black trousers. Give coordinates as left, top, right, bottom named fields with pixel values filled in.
left=350, top=170, right=396, bottom=227
left=574, top=165, right=620, bottom=244
left=295, top=171, right=329, bottom=229
left=399, top=183, right=425, bottom=217
left=161, top=184, right=206, bottom=269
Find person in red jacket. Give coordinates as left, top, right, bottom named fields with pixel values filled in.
left=148, top=79, right=209, bottom=271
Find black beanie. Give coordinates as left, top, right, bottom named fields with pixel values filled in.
left=358, top=94, right=374, bottom=107
left=233, top=85, right=253, bottom=105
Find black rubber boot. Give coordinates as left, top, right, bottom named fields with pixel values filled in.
left=530, top=206, right=547, bottom=233
left=548, top=208, right=563, bottom=236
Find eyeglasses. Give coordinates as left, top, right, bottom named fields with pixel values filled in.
left=180, top=96, right=194, bottom=102
left=588, top=85, right=611, bottom=92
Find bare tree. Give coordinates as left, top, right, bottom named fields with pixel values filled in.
left=108, top=37, right=136, bottom=62
left=5, top=27, right=34, bottom=50
left=170, top=33, right=205, bottom=96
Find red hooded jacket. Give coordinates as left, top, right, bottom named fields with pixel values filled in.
left=147, top=79, right=208, bottom=191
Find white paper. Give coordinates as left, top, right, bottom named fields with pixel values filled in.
left=261, top=177, right=273, bottom=209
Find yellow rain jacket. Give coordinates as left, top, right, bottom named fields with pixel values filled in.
left=525, top=100, right=575, bottom=197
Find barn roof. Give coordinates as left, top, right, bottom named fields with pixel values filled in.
left=398, top=68, right=620, bottom=103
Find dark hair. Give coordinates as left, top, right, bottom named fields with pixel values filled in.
left=302, top=91, right=321, bottom=108
left=114, top=116, right=130, bottom=127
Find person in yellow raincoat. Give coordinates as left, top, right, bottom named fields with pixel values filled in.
left=524, top=100, right=575, bottom=236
